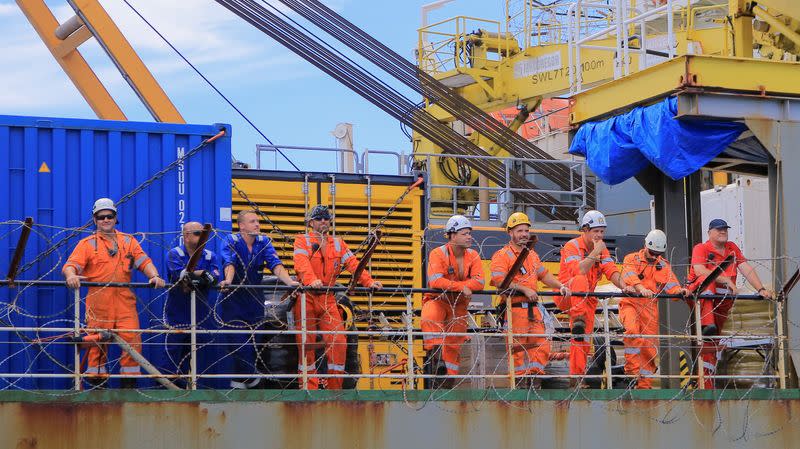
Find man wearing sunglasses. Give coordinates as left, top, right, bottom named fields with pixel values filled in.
left=620, top=229, right=690, bottom=389
left=161, top=222, right=221, bottom=388
left=218, top=209, right=298, bottom=389
left=63, top=198, right=165, bottom=389
left=292, top=205, right=382, bottom=389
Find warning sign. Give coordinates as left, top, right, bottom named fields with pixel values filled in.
left=38, top=162, right=50, bottom=173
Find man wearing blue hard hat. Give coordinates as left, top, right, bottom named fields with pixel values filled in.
left=687, top=218, right=773, bottom=389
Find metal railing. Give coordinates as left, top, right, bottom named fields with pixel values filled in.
left=567, top=0, right=685, bottom=93
left=413, top=152, right=588, bottom=221
left=417, top=16, right=509, bottom=75
left=253, top=144, right=587, bottom=225
left=0, top=280, right=786, bottom=391
left=256, top=144, right=362, bottom=172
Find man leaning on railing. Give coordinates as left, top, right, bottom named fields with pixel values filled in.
left=62, top=198, right=165, bottom=389
left=160, top=221, right=221, bottom=388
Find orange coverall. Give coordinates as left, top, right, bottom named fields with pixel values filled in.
left=490, top=244, right=551, bottom=376
left=293, top=234, right=373, bottom=389
left=687, top=240, right=747, bottom=388
left=64, top=232, right=153, bottom=377
left=620, top=249, right=682, bottom=389
left=422, top=244, right=484, bottom=375
left=555, top=236, right=619, bottom=376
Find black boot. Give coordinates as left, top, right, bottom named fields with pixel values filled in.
left=423, top=348, right=448, bottom=389
left=120, top=377, right=138, bottom=389
left=572, top=318, right=586, bottom=341
left=85, top=377, right=107, bottom=390
left=701, top=324, right=718, bottom=336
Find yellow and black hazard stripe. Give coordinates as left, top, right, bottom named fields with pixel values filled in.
left=679, top=350, right=695, bottom=389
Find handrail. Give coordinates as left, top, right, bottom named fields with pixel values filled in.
left=0, top=280, right=783, bottom=390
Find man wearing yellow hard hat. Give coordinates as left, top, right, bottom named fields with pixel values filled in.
left=490, top=212, right=570, bottom=389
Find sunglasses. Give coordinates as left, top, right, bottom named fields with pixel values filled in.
left=185, top=230, right=204, bottom=236
left=95, top=213, right=116, bottom=221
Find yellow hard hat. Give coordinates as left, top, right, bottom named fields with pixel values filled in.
left=506, top=212, right=531, bottom=230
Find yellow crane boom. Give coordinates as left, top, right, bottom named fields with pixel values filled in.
left=16, top=0, right=184, bottom=123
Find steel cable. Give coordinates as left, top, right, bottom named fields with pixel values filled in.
left=274, top=0, right=594, bottom=207
left=214, top=0, right=575, bottom=220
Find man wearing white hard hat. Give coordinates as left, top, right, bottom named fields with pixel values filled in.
left=555, top=210, right=635, bottom=388
left=63, top=198, right=165, bottom=389
left=620, top=230, right=689, bottom=389
left=421, top=215, right=484, bottom=388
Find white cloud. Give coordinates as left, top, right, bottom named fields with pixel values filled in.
left=0, top=0, right=319, bottom=115
left=0, top=4, right=16, bottom=16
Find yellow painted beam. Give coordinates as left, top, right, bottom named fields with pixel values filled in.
left=72, top=0, right=184, bottom=123
left=755, top=0, right=800, bottom=18
left=685, top=55, right=800, bottom=94
left=729, top=0, right=754, bottom=58
left=16, top=0, right=126, bottom=120
left=753, top=6, right=800, bottom=51
left=570, top=55, right=800, bottom=124
left=53, top=24, right=92, bottom=59
left=569, top=56, right=688, bottom=124
left=422, top=27, right=729, bottom=123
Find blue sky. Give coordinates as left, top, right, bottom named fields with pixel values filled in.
left=0, top=0, right=506, bottom=172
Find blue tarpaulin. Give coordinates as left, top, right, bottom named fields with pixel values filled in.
left=569, top=97, right=747, bottom=185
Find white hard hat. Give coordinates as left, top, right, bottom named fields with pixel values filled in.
left=92, top=198, right=117, bottom=215
left=645, top=229, right=667, bottom=253
left=580, top=210, right=606, bottom=229
left=445, top=215, right=472, bottom=234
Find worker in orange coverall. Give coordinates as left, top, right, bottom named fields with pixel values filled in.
left=422, top=215, right=484, bottom=388
left=62, top=198, right=165, bottom=389
left=490, top=212, right=570, bottom=389
left=620, top=229, right=690, bottom=389
left=555, top=210, right=635, bottom=388
left=292, top=205, right=382, bottom=389
left=687, top=218, right=773, bottom=389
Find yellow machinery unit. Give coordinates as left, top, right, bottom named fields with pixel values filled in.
left=231, top=170, right=425, bottom=389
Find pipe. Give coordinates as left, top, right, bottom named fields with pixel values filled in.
left=54, top=15, right=85, bottom=40
left=109, top=332, right=180, bottom=390
left=753, top=6, right=800, bottom=51
left=0, top=278, right=769, bottom=300
left=6, top=217, right=33, bottom=285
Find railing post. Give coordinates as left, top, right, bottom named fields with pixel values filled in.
left=190, top=289, right=197, bottom=390
left=300, top=292, right=309, bottom=390
left=602, top=297, right=613, bottom=389
left=776, top=297, right=787, bottom=389
left=505, top=295, right=516, bottom=388
left=693, top=297, right=706, bottom=389
left=405, top=294, right=415, bottom=389
left=667, top=0, right=675, bottom=59
left=73, top=288, right=81, bottom=391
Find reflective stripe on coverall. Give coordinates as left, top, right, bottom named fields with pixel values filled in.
left=555, top=237, right=619, bottom=376
left=64, top=232, right=153, bottom=376
left=422, top=244, right=484, bottom=375
left=490, top=244, right=551, bottom=376
left=293, top=233, right=373, bottom=389
left=620, top=249, right=682, bottom=389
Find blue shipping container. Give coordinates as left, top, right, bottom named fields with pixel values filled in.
left=0, top=115, right=232, bottom=389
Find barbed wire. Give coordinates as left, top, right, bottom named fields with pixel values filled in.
left=0, top=216, right=798, bottom=442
